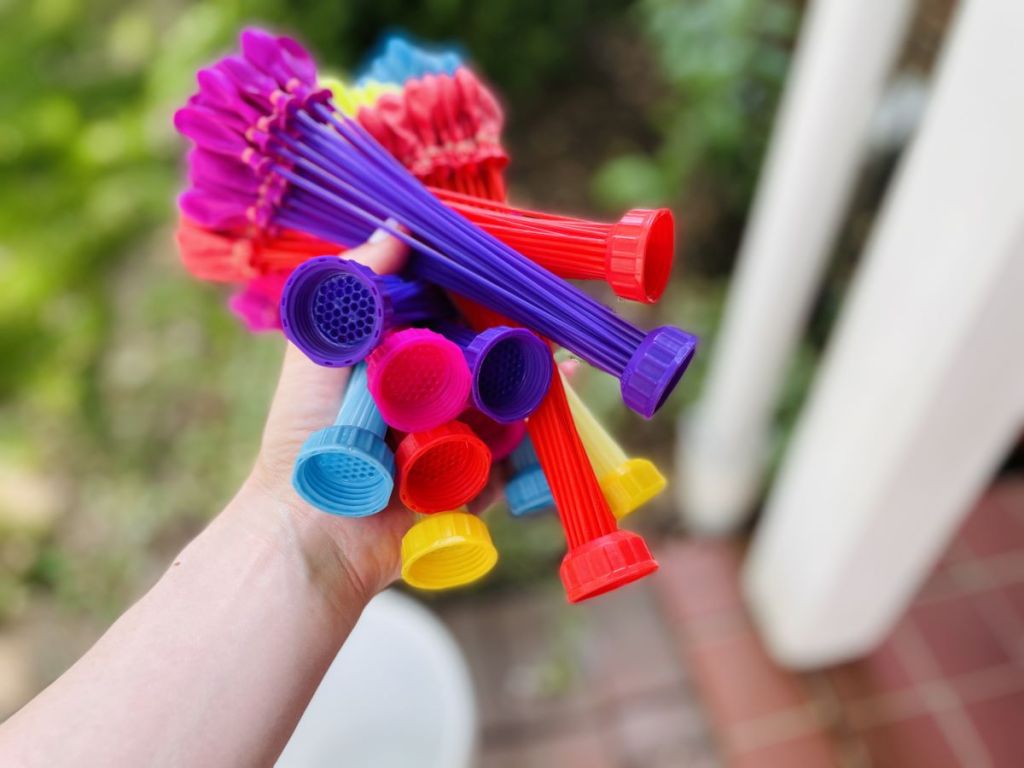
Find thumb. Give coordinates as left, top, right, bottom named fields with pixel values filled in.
left=344, top=225, right=409, bottom=275
left=258, top=233, right=409, bottom=477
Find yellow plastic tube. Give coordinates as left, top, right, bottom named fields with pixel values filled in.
left=563, top=375, right=667, bottom=519
left=318, top=76, right=400, bottom=117
left=400, top=508, right=498, bottom=591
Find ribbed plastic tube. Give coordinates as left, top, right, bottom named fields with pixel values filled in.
left=527, top=373, right=659, bottom=603
left=400, top=508, right=498, bottom=591
left=292, top=362, right=395, bottom=516
left=365, top=328, right=471, bottom=432
left=504, top=436, right=555, bottom=517
left=279, top=256, right=451, bottom=367
left=394, top=421, right=492, bottom=514
left=432, top=188, right=675, bottom=304
left=434, top=321, right=552, bottom=423
left=562, top=376, right=667, bottom=520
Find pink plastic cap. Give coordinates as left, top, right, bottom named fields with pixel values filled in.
left=367, top=329, right=472, bottom=432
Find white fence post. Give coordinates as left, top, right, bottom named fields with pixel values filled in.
left=678, top=0, right=915, bottom=533
left=744, top=0, right=1024, bottom=668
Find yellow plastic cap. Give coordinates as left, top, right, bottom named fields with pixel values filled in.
left=401, top=510, right=498, bottom=591
left=599, top=458, right=667, bottom=520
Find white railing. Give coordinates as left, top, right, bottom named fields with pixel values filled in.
left=678, top=0, right=1024, bottom=667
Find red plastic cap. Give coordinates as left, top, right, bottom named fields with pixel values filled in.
left=559, top=529, right=659, bottom=603
left=366, top=328, right=471, bottom=432
left=605, top=208, right=675, bottom=304
left=396, top=421, right=492, bottom=513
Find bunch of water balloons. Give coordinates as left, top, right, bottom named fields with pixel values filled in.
left=174, top=29, right=697, bottom=603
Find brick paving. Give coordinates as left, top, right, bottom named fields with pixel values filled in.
left=439, top=477, right=1024, bottom=766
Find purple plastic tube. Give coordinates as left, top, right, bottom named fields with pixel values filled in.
left=434, top=321, right=552, bottom=423
left=279, top=256, right=452, bottom=367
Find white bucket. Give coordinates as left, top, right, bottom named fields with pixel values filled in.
left=277, top=590, right=477, bottom=768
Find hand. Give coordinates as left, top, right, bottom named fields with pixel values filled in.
left=244, top=234, right=415, bottom=607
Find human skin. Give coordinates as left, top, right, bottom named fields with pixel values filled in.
left=0, top=235, right=418, bottom=767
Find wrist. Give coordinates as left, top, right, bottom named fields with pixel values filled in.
left=228, top=475, right=379, bottom=617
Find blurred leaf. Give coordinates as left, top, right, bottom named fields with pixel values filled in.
left=592, top=153, right=667, bottom=209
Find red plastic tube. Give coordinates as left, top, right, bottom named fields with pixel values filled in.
left=175, top=216, right=339, bottom=283
left=423, top=116, right=655, bottom=597
left=366, top=328, right=472, bottom=432
left=527, top=373, right=659, bottom=602
left=431, top=188, right=675, bottom=304
left=394, top=421, right=492, bottom=513
left=457, top=299, right=657, bottom=601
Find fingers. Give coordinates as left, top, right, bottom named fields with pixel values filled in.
left=558, top=357, right=581, bottom=381
left=343, top=229, right=408, bottom=275
left=260, top=233, right=408, bottom=464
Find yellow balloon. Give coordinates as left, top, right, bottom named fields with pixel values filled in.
left=318, top=75, right=399, bottom=117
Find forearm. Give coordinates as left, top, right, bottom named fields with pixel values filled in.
left=0, top=481, right=368, bottom=768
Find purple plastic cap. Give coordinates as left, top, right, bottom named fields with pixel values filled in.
left=280, top=256, right=391, bottom=367
left=462, top=327, right=553, bottom=423
left=620, top=326, right=699, bottom=418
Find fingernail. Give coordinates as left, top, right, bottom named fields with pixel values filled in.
left=368, top=218, right=399, bottom=244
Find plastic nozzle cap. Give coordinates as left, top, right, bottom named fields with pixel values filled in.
left=280, top=256, right=388, bottom=367
left=600, top=458, right=667, bottom=520
left=606, top=208, right=675, bottom=304
left=401, top=510, right=498, bottom=590
left=505, top=466, right=554, bottom=517
left=396, top=421, right=492, bottom=513
left=458, top=408, right=526, bottom=462
left=463, top=327, right=553, bottom=423
left=367, top=329, right=472, bottom=432
left=620, top=326, right=699, bottom=418
left=559, top=529, right=659, bottom=603
left=292, top=425, right=395, bottom=516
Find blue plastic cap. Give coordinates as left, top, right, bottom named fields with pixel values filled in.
left=505, top=465, right=554, bottom=518
left=357, top=34, right=464, bottom=85
left=292, top=424, right=395, bottom=517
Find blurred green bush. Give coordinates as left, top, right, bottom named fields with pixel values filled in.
left=594, top=0, right=797, bottom=272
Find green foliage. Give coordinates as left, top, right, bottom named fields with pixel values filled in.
left=593, top=0, right=798, bottom=251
